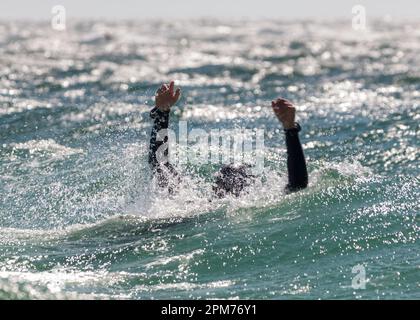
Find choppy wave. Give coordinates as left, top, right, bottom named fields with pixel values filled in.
left=0, top=19, right=419, bottom=299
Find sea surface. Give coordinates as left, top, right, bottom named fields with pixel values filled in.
left=0, top=19, right=419, bottom=299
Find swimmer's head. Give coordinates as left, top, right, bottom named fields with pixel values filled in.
left=212, top=164, right=254, bottom=198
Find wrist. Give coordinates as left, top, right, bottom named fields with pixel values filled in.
left=154, top=105, right=170, bottom=113
left=283, top=122, right=301, bottom=133
left=150, top=106, right=170, bottom=120
left=282, top=122, right=296, bottom=130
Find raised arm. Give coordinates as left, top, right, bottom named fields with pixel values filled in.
left=148, top=81, right=181, bottom=169
left=271, top=98, right=308, bottom=192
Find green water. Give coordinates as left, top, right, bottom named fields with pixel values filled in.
left=0, top=19, right=419, bottom=299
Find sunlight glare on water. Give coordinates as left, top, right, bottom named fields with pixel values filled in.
left=0, top=19, right=419, bottom=299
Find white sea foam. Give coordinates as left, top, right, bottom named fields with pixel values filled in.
left=10, top=139, right=84, bottom=159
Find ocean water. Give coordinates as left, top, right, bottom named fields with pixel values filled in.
left=0, top=19, right=419, bottom=299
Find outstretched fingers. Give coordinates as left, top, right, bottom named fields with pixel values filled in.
left=157, top=84, right=166, bottom=95
left=169, top=81, right=175, bottom=95
left=155, top=81, right=181, bottom=110
left=174, top=88, right=181, bottom=101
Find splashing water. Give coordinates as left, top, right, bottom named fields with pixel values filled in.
left=0, top=19, right=419, bottom=299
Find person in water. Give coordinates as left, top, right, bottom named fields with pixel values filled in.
left=149, top=81, right=308, bottom=197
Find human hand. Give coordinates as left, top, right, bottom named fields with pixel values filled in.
left=155, top=81, right=181, bottom=112
left=271, top=98, right=296, bottom=129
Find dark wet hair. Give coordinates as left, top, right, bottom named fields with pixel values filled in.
left=213, top=164, right=254, bottom=198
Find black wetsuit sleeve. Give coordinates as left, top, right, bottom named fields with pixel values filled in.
left=148, top=107, right=170, bottom=169
left=284, top=123, right=308, bottom=192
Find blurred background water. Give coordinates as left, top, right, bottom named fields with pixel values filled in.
left=0, top=19, right=419, bottom=299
